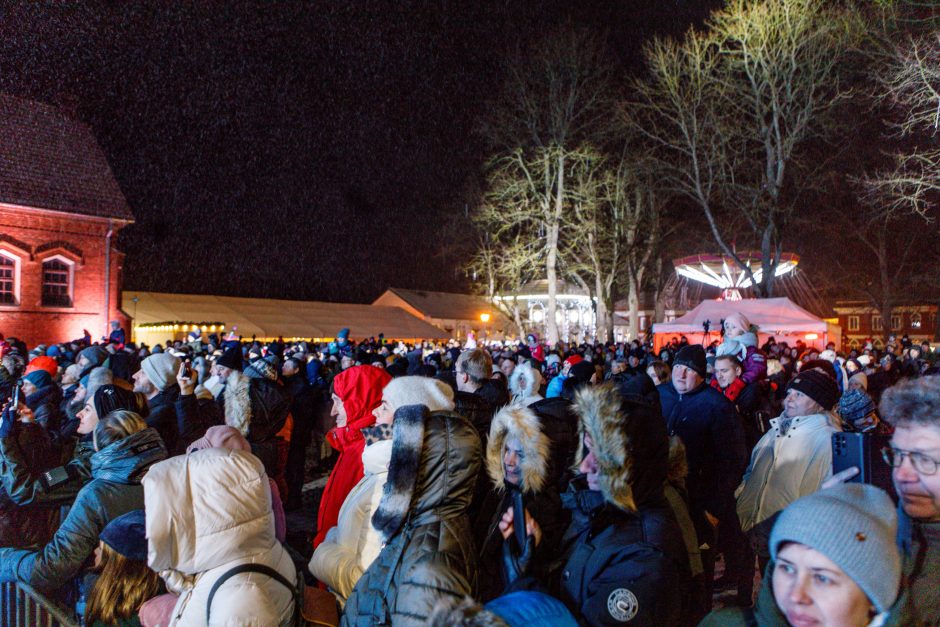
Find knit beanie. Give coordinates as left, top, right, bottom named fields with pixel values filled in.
left=338, top=327, right=350, bottom=340
left=564, top=355, right=583, bottom=367
left=79, top=345, right=108, bottom=367
left=568, top=361, right=597, bottom=385
left=788, top=368, right=840, bottom=411
left=382, top=376, right=454, bottom=412
left=244, top=357, right=277, bottom=382
left=770, top=484, right=900, bottom=614
left=140, top=353, right=181, bottom=392
left=186, top=425, right=251, bottom=454
left=23, top=369, right=52, bottom=389
left=93, top=385, right=142, bottom=418
left=838, top=388, right=876, bottom=426
left=100, top=509, right=148, bottom=562
left=216, top=344, right=243, bottom=371
left=819, top=349, right=838, bottom=363
left=25, top=356, right=58, bottom=378
left=674, top=344, right=707, bottom=378
left=849, top=370, right=868, bottom=391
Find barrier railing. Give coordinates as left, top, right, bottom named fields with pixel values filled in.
left=0, top=581, right=79, bottom=627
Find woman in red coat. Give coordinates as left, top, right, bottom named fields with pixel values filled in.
left=313, top=364, right=392, bottom=548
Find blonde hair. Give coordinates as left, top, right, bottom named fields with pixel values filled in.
left=93, top=410, right=147, bottom=450
left=85, top=542, right=161, bottom=625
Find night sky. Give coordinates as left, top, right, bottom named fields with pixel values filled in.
left=0, top=1, right=718, bottom=303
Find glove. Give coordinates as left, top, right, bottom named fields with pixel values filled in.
left=501, top=534, right=535, bottom=587
left=0, top=403, right=16, bottom=438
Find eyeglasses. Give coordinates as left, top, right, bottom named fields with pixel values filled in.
left=881, top=447, right=940, bottom=476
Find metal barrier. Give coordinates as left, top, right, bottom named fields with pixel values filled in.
left=0, top=581, right=79, bottom=627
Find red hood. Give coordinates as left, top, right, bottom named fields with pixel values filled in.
left=332, top=365, right=391, bottom=433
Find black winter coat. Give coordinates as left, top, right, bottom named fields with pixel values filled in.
left=550, top=488, right=689, bottom=626
left=0, top=423, right=59, bottom=549
left=658, top=381, right=747, bottom=523
left=146, top=385, right=181, bottom=454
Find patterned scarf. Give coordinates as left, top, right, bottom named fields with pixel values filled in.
left=360, top=422, right=393, bottom=446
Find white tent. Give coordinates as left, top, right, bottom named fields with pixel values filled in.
left=652, top=297, right=840, bottom=351
left=125, top=291, right=451, bottom=346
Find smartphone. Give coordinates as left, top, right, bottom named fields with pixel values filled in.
left=832, top=432, right=871, bottom=484
left=512, top=489, right=527, bottom=548
left=11, top=381, right=21, bottom=413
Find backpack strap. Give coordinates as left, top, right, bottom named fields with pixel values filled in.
left=206, top=563, right=297, bottom=624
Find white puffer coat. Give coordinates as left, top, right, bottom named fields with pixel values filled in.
left=308, top=438, right=391, bottom=602
left=143, top=448, right=296, bottom=626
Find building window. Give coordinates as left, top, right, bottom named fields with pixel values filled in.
left=41, top=257, right=73, bottom=307
left=872, top=315, right=883, bottom=331
left=848, top=315, right=860, bottom=331
left=0, top=251, right=19, bottom=305
left=912, top=313, right=922, bottom=329
left=891, top=315, right=902, bottom=331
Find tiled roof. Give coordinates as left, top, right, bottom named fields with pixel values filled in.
left=0, top=94, right=133, bottom=220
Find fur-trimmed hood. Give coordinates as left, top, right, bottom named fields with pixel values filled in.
left=509, top=362, right=543, bottom=407
left=371, top=405, right=481, bottom=539
left=224, top=369, right=251, bottom=437
left=486, top=405, right=551, bottom=493
left=572, top=383, right=669, bottom=512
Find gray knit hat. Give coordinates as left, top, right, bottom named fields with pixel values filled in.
left=770, top=484, right=900, bottom=614
left=140, top=353, right=181, bottom=391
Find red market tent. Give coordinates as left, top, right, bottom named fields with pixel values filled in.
left=652, top=297, right=840, bottom=352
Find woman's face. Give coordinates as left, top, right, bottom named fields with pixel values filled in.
left=579, top=433, right=601, bottom=491
left=372, top=398, right=395, bottom=425
left=77, top=401, right=99, bottom=435
left=772, top=542, right=872, bottom=627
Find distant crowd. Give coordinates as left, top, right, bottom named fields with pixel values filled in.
left=0, top=314, right=938, bottom=626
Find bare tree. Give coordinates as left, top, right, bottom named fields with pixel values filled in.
left=625, top=0, right=862, bottom=297
left=864, top=32, right=940, bottom=215
left=816, top=196, right=938, bottom=342
left=475, top=27, right=614, bottom=344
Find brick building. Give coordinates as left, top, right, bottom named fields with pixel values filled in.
left=833, top=300, right=938, bottom=350
left=0, top=94, right=133, bottom=346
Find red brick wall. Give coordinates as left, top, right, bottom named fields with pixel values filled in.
left=0, top=204, right=129, bottom=346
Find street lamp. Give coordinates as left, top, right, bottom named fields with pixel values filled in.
left=480, top=313, right=491, bottom=343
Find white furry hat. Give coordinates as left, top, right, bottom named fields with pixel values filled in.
left=819, top=349, right=837, bottom=363
left=382, top=376, right=454, bottom=413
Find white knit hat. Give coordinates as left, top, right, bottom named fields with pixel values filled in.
left=382, top=376, right=454, bottom=413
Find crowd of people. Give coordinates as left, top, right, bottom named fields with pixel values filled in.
left=0, top=315, right=938, bottom=626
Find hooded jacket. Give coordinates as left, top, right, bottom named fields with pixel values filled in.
left=509, top=362, right=544, bottom=408
left=144, top=448, right=295, bottom=626
left=308, top=436, right=391, bottom=602
left=341, top=405, right=482, bottom=626
left=147, top=384, right=181, bottom=455
left=314, top=365, right=391, bottom=548
left=474, top=405, right=568, bottom=602
left=0, top=427, right=166, bottom=594
left=542, top=384, right=691, bottom=626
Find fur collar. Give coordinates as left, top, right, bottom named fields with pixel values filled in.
left=485, top=405, right=550, bottom=493
left=371, top=404, right=427, bottom=539
left=224, top=369, right=252, bottom=437
left=573, top=384, right=636, bottom=512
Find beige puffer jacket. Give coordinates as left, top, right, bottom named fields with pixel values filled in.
left=143, top=448, right=296, bottom=627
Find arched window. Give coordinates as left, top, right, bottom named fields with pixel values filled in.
left=41, top=257, right=73, bottom=307
left=912, top=313, right=922, bottom=329
left=0, top=251, right=20, bottom=305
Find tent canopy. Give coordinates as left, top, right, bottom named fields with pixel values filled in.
left=125, top=291, right=451, bottom=341
left=652, top=297, right=840, bottom=350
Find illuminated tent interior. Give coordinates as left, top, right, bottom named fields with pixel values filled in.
left=125, top=291, right=451, bottom=345
left=651, top=297, right=841, bottom=352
